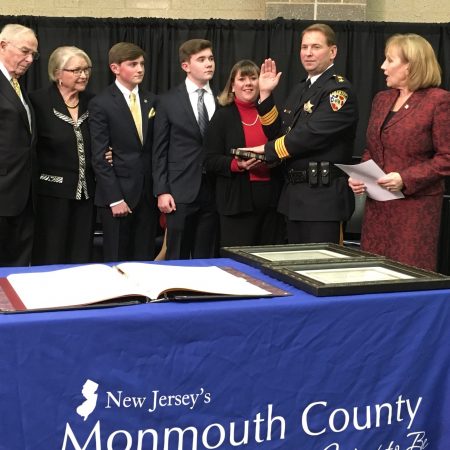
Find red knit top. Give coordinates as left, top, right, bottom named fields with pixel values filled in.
left=231, top=98, right=270, bottom=181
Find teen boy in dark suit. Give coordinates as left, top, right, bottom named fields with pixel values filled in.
left=89, top=42, right=157, bottom=262
left=152, top=39, right=218, bottom=260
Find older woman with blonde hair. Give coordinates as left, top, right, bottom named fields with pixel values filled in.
left=29, top=46, right=96, bottom=264
left=349, top=34, right=450, bottom=271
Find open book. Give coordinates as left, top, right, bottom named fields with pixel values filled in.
left=0, top=263, right=287, bottom=312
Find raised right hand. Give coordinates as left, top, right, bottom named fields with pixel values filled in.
left=259, top=58, right=282, bottom=101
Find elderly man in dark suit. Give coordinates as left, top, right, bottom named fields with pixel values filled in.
left=89, top=42, right=157, bottom=262
left=245, top=23, right=358, bottom=245
left=152, top=38, right=218, bottom=260
left=0, top=24, right=38, bottom=266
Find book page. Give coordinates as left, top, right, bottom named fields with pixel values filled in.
left=6, top=264, right=148, bottom=310
left=117, top=263, right=271, bottom=298
left=6, top=263, right=272, bottom=310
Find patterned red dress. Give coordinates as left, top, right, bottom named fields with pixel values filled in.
left=360, top=87, right=450, bottom=271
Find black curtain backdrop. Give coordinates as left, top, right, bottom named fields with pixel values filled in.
left=2, top=15, right=450, bottom=271
left=2, top=16, right=449, bottom=157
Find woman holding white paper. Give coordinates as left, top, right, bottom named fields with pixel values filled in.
left=348, top=34, right=450, bottom=271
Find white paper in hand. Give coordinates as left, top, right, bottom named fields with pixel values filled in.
left=336, top=160, right=405, bottom=201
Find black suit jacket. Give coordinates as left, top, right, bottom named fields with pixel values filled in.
left=89, top=83, right=156, bottom=209
left=29, top=84, right=95, bottom=199
left=0, top=71, right=37, bottom=216
left=152, top=82, right=212, bottom=204
left=204, top=103, right=281, bottom=215
left=258, top=66, right=357, bottom=221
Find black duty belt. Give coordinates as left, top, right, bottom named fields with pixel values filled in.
left=285, top=161, right=345, bottom=186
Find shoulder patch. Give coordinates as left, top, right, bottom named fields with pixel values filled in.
left=329, top=90, right=348, bottom=111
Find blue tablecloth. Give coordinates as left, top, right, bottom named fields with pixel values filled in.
left=0, top=258, right=449, bottom=450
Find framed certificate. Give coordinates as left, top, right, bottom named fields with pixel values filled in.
left=260, top=259, right=450, bottom=296
left=221, top=243, right=379, bottom=269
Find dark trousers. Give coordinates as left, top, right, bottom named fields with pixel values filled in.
left=0, top=198, right=34, bottom=267
left=99, top=193, right=157, bottom=262
left=220, top=181, right=285, bottom=247
left=165, top=181, right=218, bottom=260
left=32, top=195, right=95, bottom=265
left=286, top=220, right=341, bottom=244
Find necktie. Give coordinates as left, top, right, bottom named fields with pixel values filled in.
left=300, top=78, right=311, bottom=105
left=11, top=78, right=22, bottom=98
left=129, top=92, right=143, bottom=143
left=196, top=88, right=209, bottom=136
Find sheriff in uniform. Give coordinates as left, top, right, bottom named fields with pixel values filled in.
left=248, top=23, right=358, bottom=244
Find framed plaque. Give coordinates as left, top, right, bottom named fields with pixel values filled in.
left=260, top=259, right=450, bottom=296
left=221, top=243, right=379, bottom=269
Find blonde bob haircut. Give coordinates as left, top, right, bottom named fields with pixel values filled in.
left=217, top=59, right=260, bottom=106
left=385, top=33, right=441, bottom=91
left=48, top=46, right=92, bottom=82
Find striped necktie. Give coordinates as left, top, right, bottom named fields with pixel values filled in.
left=11, top=78, right=22, bottom=98
left=129, top=92, right=143, bottom=143
left=196, top=88, right=209, bottom=136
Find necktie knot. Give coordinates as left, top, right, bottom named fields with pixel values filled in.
left=196, top=88, right=208, bottom=136
left=11, top=78, right=22, bottom=98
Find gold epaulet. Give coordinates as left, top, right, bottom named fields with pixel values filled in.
left=259, top=105, right=278, bottom=126
left=333, top=74, right=346, bottom=83
left=274, top=136, right=290, bottom=159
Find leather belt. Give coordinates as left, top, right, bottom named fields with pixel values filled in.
left=285, top=162, right=344, bottom=186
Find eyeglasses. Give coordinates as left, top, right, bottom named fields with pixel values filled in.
left=7, top=42, right=40, bottom=61
left=63, top=67, right=92, bottom=76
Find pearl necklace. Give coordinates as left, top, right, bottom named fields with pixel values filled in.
left=241, top=115, right=259, bottom=126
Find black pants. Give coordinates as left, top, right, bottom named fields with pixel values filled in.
left=165, top=179, right=218, bottom=260
left=219, top=181, right=285, bottom=247
left=99, top=193, right=157, bottom=262
left=0, top=198, right=34, bottom=267
left=32, top=195, right=95, bottom=265
left=286, top=220, right=341, bottom=244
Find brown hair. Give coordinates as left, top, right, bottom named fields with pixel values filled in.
left=385, top=33, right=441, bottom=90
left=108, top=42, right=145, bottom=65
left=217, top=59, right=260, bottom=106
left=179, top=39, right=212, bottom=63
left=301, top=23, right=336, bottom=47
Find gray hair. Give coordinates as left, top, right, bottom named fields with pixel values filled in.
left=48, top=46, right=92, bottom=82
left=0, top=23, right=36, bottom=42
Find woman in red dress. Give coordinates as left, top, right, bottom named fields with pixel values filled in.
left=349, top=34, right=450, bottom=271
